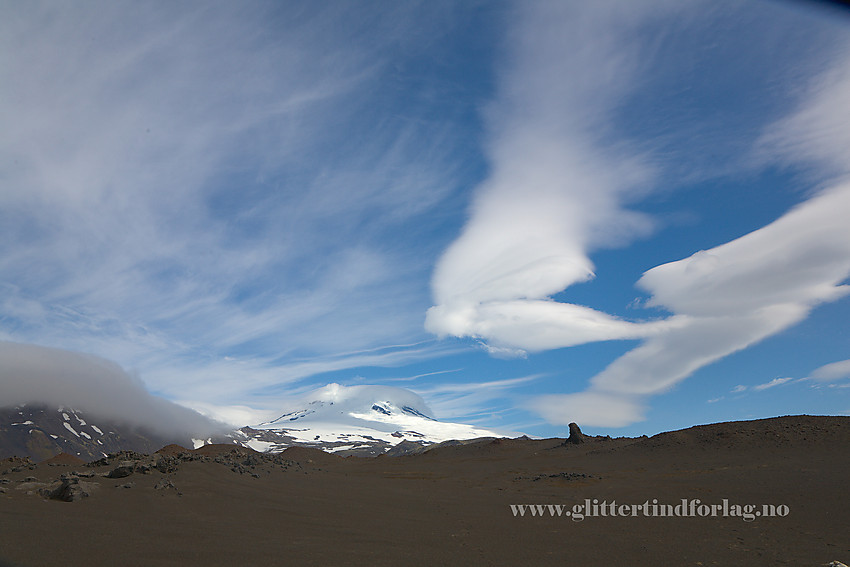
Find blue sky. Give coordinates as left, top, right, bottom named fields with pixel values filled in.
left=2, top=0, right=850, bottom=438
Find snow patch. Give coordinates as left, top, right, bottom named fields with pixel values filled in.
left=62, top=422, right=80, bottom=437
left=328, top=444, right=375, bottom=453
left=90, top=425, right=103, bottom=435
left=245, top=439, right=275, bottom=453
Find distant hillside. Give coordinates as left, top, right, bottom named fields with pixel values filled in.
left=0, top=405, right=237, bottom=461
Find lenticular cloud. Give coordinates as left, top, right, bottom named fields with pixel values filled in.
left=428, top=2, right=850, bottom=427
left=536, top=183, right=850, bottom=426
left=425, top=2, right=660, bottom=355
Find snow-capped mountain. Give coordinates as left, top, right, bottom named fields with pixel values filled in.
left=238, top=383, right=507, bottom=456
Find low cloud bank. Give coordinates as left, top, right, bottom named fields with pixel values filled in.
left=0, top=341, right=228, bottom=439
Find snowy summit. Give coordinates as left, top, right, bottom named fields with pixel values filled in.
left=239, top=384, right=507, bottom=455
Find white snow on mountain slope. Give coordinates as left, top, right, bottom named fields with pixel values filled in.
left=246, top=383, right=508, bottom=450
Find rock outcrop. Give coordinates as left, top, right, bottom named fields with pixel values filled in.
left=565, top=422, right=585, bottom=445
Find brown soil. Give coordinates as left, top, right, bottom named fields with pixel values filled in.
left=154, top=444, right=191, bottom=456
left=1, top=415, right=848, bottom=566
left=39, top=452, right=86, bottom=466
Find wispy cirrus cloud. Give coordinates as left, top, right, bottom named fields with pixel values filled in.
left=0, top=2, right=473, bottom=407
left=756, top=53, right=850, bottom=181
left=411, top=375, right=540, bottom=425
left=752, top=377, right=794, bottom=392
left=719, top=377, right=795, bottom=397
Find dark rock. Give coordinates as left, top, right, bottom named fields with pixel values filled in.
left=154, top=478, right=176, bottom=491
left=47, top=476, right=99, bottom=502
left=107, top=461, right=136, bottom=478
left=514, top=472, right=597, bottom=482
left=155, top=455, right=179, bottom=474
left=565, top=422, right=585, bottom=445
left=385, top=440, right=428, bottom=456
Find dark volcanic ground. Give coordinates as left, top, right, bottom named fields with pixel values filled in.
left=1, top=415, right=848, bottom=566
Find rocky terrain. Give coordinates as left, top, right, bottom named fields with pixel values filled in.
left=1, top=415, right=848, bottom=566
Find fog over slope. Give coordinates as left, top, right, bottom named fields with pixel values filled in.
left=0, top=341, right=227, bottom=439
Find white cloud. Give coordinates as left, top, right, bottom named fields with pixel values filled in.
left=590, top=183, right=850, bottom=397
left=428, top=300, right=677, bottom=353
left=590, top=306, right=810, bottom=396
left=809, top=359, right=850, bottom=382
left=752, top=377, right=794, bottom=391
left=731, top=385, right=747, bottom=394
left=177, top=401, right=279, bottom=429
left=425, top=2, right=665, bottom=350
left=528, top=391, right=646, bottom=428
left=638, top=186, right=850, bottom=318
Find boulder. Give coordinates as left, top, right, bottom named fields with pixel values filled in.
left=46, top=476, right=99, bottom=502
left=155, top=455, right=179, bottom=474
left=107, top=461, right=137, bottom=478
